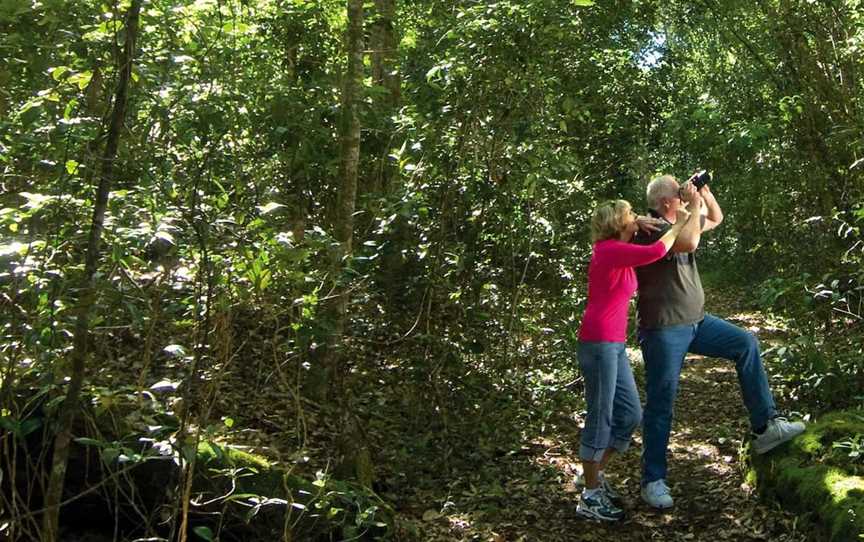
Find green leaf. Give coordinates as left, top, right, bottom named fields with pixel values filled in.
left=193, top=526, right=214, bottom=541
left=17, top=98, right=43, bottom=118
left=223, top=21, right=252, bottom=34
left=64, top=98, right=78, bottom=120
left=51, top=66, right=69, bottom=81
left=572, top=0, right=595, bottom=5
left=210, top=443, right=225, bottom=462
left=65, top=160, right=79, bottom=175
left=18, top=418, right=42, bottom=437
left=101, top=447, right=121, bottom=464
left=68, top=70, right=93, bottom=90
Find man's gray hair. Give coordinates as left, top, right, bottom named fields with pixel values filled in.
left=646, top=175, right=679, bottom=211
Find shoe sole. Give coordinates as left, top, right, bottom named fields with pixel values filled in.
left=753, top=429, right=805, bottom=454
left=576, top=506, right=624, bottom=522
left=642, top=499, right=674, bottom=510
left=641, top=494, right=674, bottom=510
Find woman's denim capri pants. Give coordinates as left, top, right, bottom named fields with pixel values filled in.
left=578, top=341, right=642, bottom=461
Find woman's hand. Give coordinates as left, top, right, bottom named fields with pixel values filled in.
left=636, top=215, right=664, bottom=234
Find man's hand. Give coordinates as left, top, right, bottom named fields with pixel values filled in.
left=636, top=215, right=664, bottom=234
left=679, top=180, right=703, bottom=208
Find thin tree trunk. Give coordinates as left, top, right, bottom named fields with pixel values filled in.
left=369, top=0, right=400, bottom=197
left=335, top=0, right=364, bottom=261
left=313, top=0, right=375, bottom=488
left=308, top=0, right=364, bottom=403
left=41, top=1, right=142, bottom=539
left=371, top=0, right=400, bottom=108
left=369, top=0, right=408, bottom=295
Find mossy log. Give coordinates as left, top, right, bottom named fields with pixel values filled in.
left=744, top=410, right=864, bottom=541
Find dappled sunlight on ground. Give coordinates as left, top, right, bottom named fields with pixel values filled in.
left=698, top=364, right=736, bottom=375
left=727, top=311, right=792, bottom=336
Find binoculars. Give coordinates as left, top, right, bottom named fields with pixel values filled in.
left=691, top=170, right=711, bottom=190
left=679, top=171, right=712, bottom=198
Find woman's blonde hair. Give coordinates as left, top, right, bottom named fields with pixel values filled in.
left=590, top=199, right=632, bottom=242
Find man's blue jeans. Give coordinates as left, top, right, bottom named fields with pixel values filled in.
left=578, top=341, right=642, bottom=462
left=638, top=314, right=777, bottom=483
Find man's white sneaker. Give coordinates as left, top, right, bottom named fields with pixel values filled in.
left=752, top=417, right=806, bottom=454
left=641, top=479, right=673, bottom=509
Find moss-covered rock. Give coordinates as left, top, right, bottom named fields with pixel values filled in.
left=744, top=410, right=864, bottom=541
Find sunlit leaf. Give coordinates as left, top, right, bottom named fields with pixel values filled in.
left=50, top=66, right=69, bottom=81
left=258, top=202, right=286, bottom=214
left=68, top=71, right=93, bottom=90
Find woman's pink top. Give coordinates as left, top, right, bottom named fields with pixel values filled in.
left=578, top=239, right=669, bottom=342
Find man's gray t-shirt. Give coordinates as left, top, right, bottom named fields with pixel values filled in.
left=632, top=213, right=706, bottom=329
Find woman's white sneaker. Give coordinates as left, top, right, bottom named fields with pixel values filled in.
left=574, top=471, right=622, bottom=502
left=577, top=488, right=625, bottom=522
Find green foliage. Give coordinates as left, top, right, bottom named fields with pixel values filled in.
left=833, top=433, right=864, bottom=466
left=754, top=274, right=812, bottom=313
left=4, top=0, right=864, bottom=538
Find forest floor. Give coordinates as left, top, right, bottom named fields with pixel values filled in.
left=393, top=290, right=812, bottom=541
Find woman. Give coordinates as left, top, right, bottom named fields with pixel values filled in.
left=575, top=199, right=692, bottom=521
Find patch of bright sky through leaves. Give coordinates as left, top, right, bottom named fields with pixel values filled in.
left=636, top=32, right=666, bottom=70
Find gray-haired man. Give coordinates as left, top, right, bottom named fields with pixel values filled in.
left=632, top=173, right=804, bottom=509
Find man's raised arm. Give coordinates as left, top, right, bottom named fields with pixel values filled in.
left=699, top=184, right=723, bottom=232
left=671, top=186, right=703, bottom=253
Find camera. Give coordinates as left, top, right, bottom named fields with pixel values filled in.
left=692, top=170, right=711, bottom=190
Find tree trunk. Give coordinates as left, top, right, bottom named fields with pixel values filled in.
left=334, top=0, right=364, bottom=262
left=40, top=1, right=142, bottom=539
left=369, top=0, right=400, bottom=196
left=308, top=0, right=364, bottom=402
left=369, top=0, right=409, bottom=297
left=371, top=0, right=400, bottom=108
left=313, top=0, right=375, bottom=488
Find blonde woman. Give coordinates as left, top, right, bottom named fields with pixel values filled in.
left=575, top=200, right=693, bottom=521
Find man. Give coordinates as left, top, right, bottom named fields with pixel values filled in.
left=632, top=173, right=804, bottom=510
